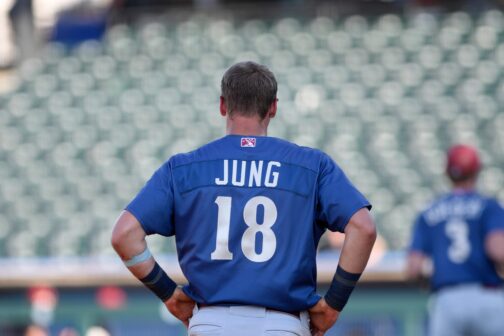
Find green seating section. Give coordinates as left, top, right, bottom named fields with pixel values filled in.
left=1, top=10, right=504, bottom=256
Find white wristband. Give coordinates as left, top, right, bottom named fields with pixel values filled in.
left=124, top=247, right=152, bottom=267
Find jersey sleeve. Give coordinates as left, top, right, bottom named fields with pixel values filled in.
left=409, top=214, right=431, bottom=255
left=316, top=153, right=371, bottom=233
left=482, top=199, right=504, bottom=236
left=125, top=161, right=175, bottom=237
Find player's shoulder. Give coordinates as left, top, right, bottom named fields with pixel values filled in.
left=476, top=193, right=504, bottom=210
left=165, top=137, right=225, bottom=168
left=163, top=135, right=333, bottom=175
left=269, top=137, right=337, bottom=175
left=457, top=191, right=500, bottom=209
left=269, top=137, right=327, bottom=161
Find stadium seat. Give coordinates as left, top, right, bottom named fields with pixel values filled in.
left=1, top=10, right=503, bottom=255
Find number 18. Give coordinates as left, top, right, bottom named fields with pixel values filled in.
left=211, top=196, right=278, bottom=263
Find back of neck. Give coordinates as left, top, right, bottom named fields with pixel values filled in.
left=226, top=114, right=268, bottom=136
left=452, top=180, right=477, bottom=193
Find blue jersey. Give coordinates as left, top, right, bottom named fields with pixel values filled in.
left=410, top=191, right=504, bottom=290
left=126, top=135, right=370, bottom=311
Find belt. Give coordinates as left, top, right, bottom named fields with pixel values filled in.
left=197, top=304, right=301, bottom=319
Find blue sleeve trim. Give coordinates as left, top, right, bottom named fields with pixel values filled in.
left=125, top=207, right=154, bottom=236
left=338, top=203, right=372, bottom=233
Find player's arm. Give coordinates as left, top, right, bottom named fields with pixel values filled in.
left=310, top=154, right=376, bottom=335
left=309, top=208, right=376, bottom=336
left=406, top=251, right=427, bottom=280
left=111, top=210, right=194, bottom=326
left=338, top=207, right=377, bottom=274
left=482, top=200, right=504, bottom=274
left=323, top=208, right=376, bottom=310
left=406, top=214, right=431, bottom=281
left=111, top=211, right=155, bottom=278
left=486, top=231, right=504, bottom=271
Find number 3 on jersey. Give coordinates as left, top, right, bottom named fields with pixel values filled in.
left=445, top=218, right=471, bottom=263
left=211, top=196, right=277, bottom=262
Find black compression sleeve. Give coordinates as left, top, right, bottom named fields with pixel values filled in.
left=140, top=262, right=177, bottom=302
left=324, top=265, right=362, bottom=312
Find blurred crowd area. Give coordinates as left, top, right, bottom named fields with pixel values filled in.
left=2, top=2, right=504, bottom=258
left=1, top=0, right=504, bottom=71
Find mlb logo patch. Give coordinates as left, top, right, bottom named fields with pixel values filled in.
left=241, top=137, right=256, bottom=148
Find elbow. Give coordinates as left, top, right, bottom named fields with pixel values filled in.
left=110, top=215, right=135, bottom=253
left=489, top=249, right=504, bottom=265
left=406, top=252, right=425, bottom=280
left=486, top=232, right=504, bottom=266
left=111, top=222, right=136, bottom=259
left=355, top=221, right=377, bottom=245
left=348, top=209, right=377, bottom=244
left=358, top=214, right=377, bottom=243
left=111, top=225, right=125, bottom=252
left=488, top=248, right=504, bottom=266
left=110, top=211, right=147, bottom=258
left=362, top=220, right=377, bottom=243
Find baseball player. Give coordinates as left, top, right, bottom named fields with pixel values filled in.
left=407, top=144, right=504, bottom=336
left=111, top=61, right=376, bottom=336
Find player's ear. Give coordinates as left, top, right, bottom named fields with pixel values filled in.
left=220, top=96, right=227, bottom=117
left=268, top=98, right=278, bottom=119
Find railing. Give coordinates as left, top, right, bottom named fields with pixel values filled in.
left=0, top=251, right=408, bottom=287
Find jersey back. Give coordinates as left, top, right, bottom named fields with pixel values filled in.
left=410, top=191, right=504, bottom=290
left=127, top=135, right=370, bottom=311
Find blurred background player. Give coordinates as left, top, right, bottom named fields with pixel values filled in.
left=111, top=61, right=376, bottom=336
left=407, top=144, right=504, bottom=336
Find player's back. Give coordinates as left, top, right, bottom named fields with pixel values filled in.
left=169, top=135, right=342, bottom=311
left=414, top=191, right=503, bottom=290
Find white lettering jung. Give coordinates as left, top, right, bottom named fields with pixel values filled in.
left=265, top=161, right=281, bottom=187
left=215, top=160, right=281, bottom=188
left=249, top=161, right=263, bottom=187
left=232, top=160, right=247, bottom=186
left=215, top=160, right=229, bottom=185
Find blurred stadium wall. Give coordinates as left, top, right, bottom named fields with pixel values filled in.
left=1, top=0, right=503, bottom=335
